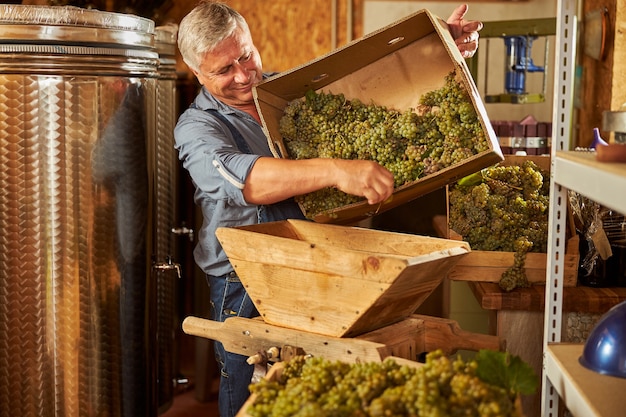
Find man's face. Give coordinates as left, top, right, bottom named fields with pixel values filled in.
left=193, top=27, right=263, bottom=108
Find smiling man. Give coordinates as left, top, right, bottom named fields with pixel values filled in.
left=174, top=2, right=482, bottom=416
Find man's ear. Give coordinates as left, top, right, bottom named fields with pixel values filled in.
left=190, top=69, right=203, bottom=85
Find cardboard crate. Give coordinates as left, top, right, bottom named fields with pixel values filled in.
left=216, top=219, right=470, bottom=337
left=254, top=9, right=503, bottom=224
left=445, top=155, right=580, bottom=287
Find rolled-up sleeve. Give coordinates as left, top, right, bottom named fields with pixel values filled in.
left=174, top=108, right=261, bottom=207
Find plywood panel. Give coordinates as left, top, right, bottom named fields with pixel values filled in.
left=232, top=0, right=334, bottom=72
left=168, top=0, right=365, bottom=75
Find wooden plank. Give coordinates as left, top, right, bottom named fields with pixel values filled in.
left=469, top=282, right=626, bottom=313
left=496, top=310, right=544, bottom=417
left=286, top=220, right=470, bottom=256
left=447, top=233, right=579, bottom=287
left=415, top=314, right=504, bottom=353
left=448, top=250, right=579, bottom=287
left=232, top=264, right=392, bottom=336
left=182, top=316, right=390, bottom=364
left=182, top=314, right=503, bottom=364
left=223, top=231, right=408, bottom=283
left=230, top=260, right=448, bottom=337
left=545, top=344, right=626, bottom=417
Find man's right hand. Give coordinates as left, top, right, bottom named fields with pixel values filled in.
left=332, top=159, right=394, bottom=205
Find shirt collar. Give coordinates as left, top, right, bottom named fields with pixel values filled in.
left=192, top=72, right=276, bottom=113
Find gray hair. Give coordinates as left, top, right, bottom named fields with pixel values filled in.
left=177, top=0, right=250, bottom=72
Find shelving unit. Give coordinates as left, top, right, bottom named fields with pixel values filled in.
left=543, top=151, right=626, bottom=417
left=544, top=344, right=626, bottom=416
left=542, top=1, right=626, bottom=416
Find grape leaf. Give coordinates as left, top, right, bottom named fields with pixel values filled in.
left=475, top=349, right=539, bottom=396
left=456, top=170, right=484, bottom=187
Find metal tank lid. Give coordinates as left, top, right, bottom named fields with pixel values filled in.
left=155, top=24, right=178, bottom=56
left=0, top=4, right=155, bottom=49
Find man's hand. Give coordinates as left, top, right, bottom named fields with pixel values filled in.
left=332, top=159, right=395, bottom=206
left=447, top=4, right=483, bottom=58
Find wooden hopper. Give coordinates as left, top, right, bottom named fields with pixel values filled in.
left=215, top=220, right=470, bottom=338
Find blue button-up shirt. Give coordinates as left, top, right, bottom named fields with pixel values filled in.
left=174, top=85, right=276, bottom=276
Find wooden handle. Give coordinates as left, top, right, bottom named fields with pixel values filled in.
left=182, top=316, right=225, bottom=340
left=182, top=315, right=391, bottom=363
left=183, top=314, right=504, bottom=364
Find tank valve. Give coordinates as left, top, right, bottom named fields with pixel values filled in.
left=172, top=225, right=194, bottom=242
left=153, top=256, right=181, bottom=278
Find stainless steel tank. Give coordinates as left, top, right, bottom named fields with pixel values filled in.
left=153, top=23, right=180, bottom=415
left=0, top=5, right=176, bottom=417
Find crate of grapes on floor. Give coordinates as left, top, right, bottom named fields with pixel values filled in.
left=215, top=219, right=470, bottom=338
left=253, top=9, right=503, bottom=225
left=445, top=155, right=580, bottom=291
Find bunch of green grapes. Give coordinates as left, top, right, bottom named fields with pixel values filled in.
left=278, top=70, right=490, bottom=219
left=448, top=160, right=550, bottom=291
left=246, top=350, right=524, bottom=417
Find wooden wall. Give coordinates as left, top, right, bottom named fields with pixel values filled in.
left=167, top=0, right=364, bottom=77
left=577, top=0, right=622, bottom=147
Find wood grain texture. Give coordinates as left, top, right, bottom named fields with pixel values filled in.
left=168, top=0, right=365, bottom=75
left=469, top=281, right=626, bottom=313
left=215, top=220, right=469, bottom=337
left=578, top=0, right=619, bottom=147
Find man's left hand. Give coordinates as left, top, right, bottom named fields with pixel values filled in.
left=447, top=4, right=483, bottom=58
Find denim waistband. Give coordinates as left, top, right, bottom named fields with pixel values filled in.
left=209, top=271, right=237, bottom=280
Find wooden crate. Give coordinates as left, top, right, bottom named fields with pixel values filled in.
left=444, top=155, right=580, bottom=287
left=447, top=233, right=579, bottom=287
left=216, top=219, right=470, bottom=337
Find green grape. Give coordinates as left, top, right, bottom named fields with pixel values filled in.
left=449, top=161, right=550, bottom=291
left=278, top=70, right=490, bottom=219
left=246, top=351, right=523, bottom=416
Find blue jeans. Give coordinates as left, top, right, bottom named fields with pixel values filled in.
left=207, top=272, right=259, bottom=417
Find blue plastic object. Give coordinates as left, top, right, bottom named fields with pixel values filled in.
left=579, top=300, right=626, bottom=379
left=504, top=35, right=545, bottom=94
